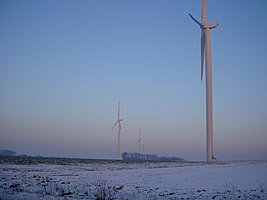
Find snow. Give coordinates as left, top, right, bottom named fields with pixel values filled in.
left=0, top=160, right=266, bottom=199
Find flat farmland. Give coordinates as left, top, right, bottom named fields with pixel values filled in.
left=0, top=157, right=266, bottom=199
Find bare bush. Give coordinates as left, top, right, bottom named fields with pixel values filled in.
left=95, top=179, right=114, bottom=200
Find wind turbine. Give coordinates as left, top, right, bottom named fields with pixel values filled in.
left=189, top=0, right=218, bottom=162
left=136, top=129, right=142, bottom=153
left=112, top=101, right=123, bottom=159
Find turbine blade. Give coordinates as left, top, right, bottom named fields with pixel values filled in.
left=118, top=101, right=120, bottom=119
left=201, top=0, right=206, bottom=24
left=201, top=29, right=206, bottom=81
left=112, top=121, right=118, bottom=129
left=189, top=13, right=204, bottom=28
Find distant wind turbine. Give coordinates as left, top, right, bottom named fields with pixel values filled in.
left=189, top=0, right=218, bottom=162
left=136, top=129, right=142, bottom=153
left=112, top=101, right=123, bottom=159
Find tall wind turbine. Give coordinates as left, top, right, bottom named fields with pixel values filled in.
left=189, top=0, right=218, bottom=162
left=112, top=101, right=123, bottom=159
left=136, top=129, right=142, bottom=153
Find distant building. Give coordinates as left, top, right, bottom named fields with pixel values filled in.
left=122, top=152, right=185, bottom=162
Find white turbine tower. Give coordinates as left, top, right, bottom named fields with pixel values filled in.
left=189, top=0, right=218, bottom=162
left=136, top=129, right=142, bottom=153
left=112, top=101, right=123, bottom=159
left=142, top=140, right=145, bottom=154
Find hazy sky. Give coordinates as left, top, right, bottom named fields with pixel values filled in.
left=1, top=0, right=267, bottom=161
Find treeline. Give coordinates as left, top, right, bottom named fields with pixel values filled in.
left=122, top=152, right=185, bottom=162
left=0, top=149, right=28, bottom=157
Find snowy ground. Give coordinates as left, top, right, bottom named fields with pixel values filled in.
left=0, top=159, right=266, bottom=199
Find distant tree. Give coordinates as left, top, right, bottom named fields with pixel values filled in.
left=0, top=149, right=17, bottom=156
left=122, top=152, right=185, bottom=161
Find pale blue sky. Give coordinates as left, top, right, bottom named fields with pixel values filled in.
left=0, top=0, right=267, bottom=160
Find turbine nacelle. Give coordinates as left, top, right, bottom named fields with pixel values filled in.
left=112, top=119, right=123, bottom=129
left=189, top=14, right=218, bottom=30
left=136, top=138, right=142, bottom=144
left=204, top=22, right=218, bottom=29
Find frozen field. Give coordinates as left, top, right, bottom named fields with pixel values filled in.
left=0, top=158, right=266, bottom=199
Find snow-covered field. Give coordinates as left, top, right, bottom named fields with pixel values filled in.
left=0, top=159, right=266, bottom=199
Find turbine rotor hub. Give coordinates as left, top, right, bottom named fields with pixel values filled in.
left=204, top=22, right=218, bottom=29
